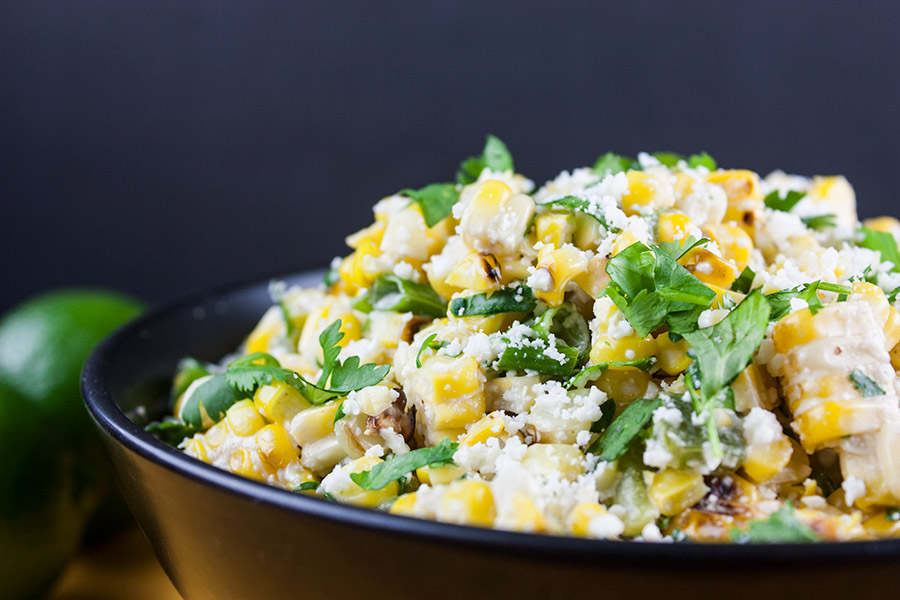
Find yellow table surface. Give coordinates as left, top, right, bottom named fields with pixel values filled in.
left=47, top=526, right=182, bottom=600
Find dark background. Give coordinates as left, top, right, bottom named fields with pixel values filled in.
left=2, top=1, right=900, bottom=313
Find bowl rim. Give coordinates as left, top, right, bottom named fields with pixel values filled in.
left=82, top=268, right=900, bottom=567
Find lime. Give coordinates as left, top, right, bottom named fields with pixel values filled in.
left=0, top=379, right=88, bottom=600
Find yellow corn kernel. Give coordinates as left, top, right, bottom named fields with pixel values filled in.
left=533, top=244, right=589, bottom=306
left=288, top=401, right=340, bottom=447
left=521, top=444, right=585, bottom=481
left=891, top=343, right=900, bottom=371
left=649, top=470, right=710, bottom=517
left=330, top=456, right=401, bottom=508
left=245, top=307, right=283, bottom=354
left=389, top=492, right=419, bottom=516
left=570, top=502, right=616, bottom=537
left=346, top=220, right=387, bottom=249
left=459, top=411, right=512, bottom=447
left=885, top=307, right=900, bottom=352
left=225, top=399, right=265, bottom=437
left=534, top=212, right=576, bottom=247
left=445, top=251, right=503, bottom=293
left=743, top=434, right=793, bottom=483
left=706, top=169, right=763, bottom=232
left=612, top=230, right=640, bottom=256
left=703, top=223, right=754, bottom=271
left=594, top=369, right=652, bottom=403
left=472, top=179, right=513, bottom=213
left=772, top=308, right=816, bottom=354
left=654, top=331, right=691, bottom=376
left=863, top=512, right=900, bottom=539
left=794, top=400, right=885, bottom=452
left=679, top=248, right=738, bottom=288
left=427, top=356, right=486, bottom=430
left=707, top=283, right=742, bottom=309
left=657, top=212, right=697, bottom=244
left=255, top=424, right=298, bottom=471
left=622, top=171, right=675, bottom=216
left=415, top=464, right=467, bottom=486
left=448, top=312, right=514, bottom=335
left=572, top=254, right=610, bottom=298
left=503, top=493, right=548, bottom=533
left=229, top=448, right=265, bottom=482
left=182, top=436, right=209, bottom=462
left=862, top=216, right=900, bottom=236
left=254, top=381, right=311, bottom=423
left=731, top=364, right=778, bottom=412
left=204, top=421, right=228, bottom=449
left=590, top=333, right=658, bottom=366
left=807, top=175, right=857, bottom=229
left=438, top=479, right=496, bottom=528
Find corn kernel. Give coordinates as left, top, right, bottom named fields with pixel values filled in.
left=254, top=381, right=311, bottom=423
left=438, top=479, right=496, bottom=527
left=255, top=424, right=298, bottom=471
left=534, top=244, right=589, bottom=306
left=731, top=364, right=778, bottom=412
left=571, top=254, right=611, bottom=298
left=569, top=502, right=617, bottom=538
left=649, top=470, right=709, bottom=516
left=459, top=411, right=512, bottom=447
left=416, top=464, right=467, bottom=485
left=389, top=492, right=419, bottom=516
left=229, top=448, right=265, bottom=482
left=445, top=251, right=503, bottom=293
left=862, top=216, right=900, bottom=236
left=679, top=248, right=738, bottom=288
left=590, top=333, right=657, bottom=366
left=657, top=212, right=697, bottom=244
left=706, top=170, right=763, bottom=232
left=225, top=399, right=265, bottom=437
left=703, top=223, right=754, bottom=271
left=622, top=171, right=675, bottom=216
left=654, top=331, right=692, bottom=376
left=534, top=212, right=576, bottom=247
left=330, top=456, right=401, bottom=508
left=743, top=435, right=793, bottom=483
left=288, top=401, right=340, bottom=447
left=593, top=369, right=652, bottom=403
left=521, top=444, right=585, bottom=481
left=502, top=493, right=548, bottom=533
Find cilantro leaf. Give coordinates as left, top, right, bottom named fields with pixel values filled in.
left=329, top=356, right=391, bottom=393
left=859, top=227, right=900, bottom=273
left=181, top=374, right=246, bottom=429
left=849, top=369, right=885, bottom=397
left=397, top=183, right=460, bottom=228
left=587, top=397, right=662, bottom=461
left=730, top=266, right=756, bottom=294
left=657, top=236, right=708, bottom=260
left=731, top=504, right=820, bottom=543
left=764, top=189, right=806, bottom=212
left=494, top=341, right=580, bottom=377
left=592, top=152, right=637, bottom=176
left=801, top=213, right=837, bottom=231
left=688, top=152, right=717, bottom=170
left=332, top=400, right=346, bottom=424
left=766, top=281, right=851, bottom=320
left=354, top=274, right=448, bottom=318
left=316, top=320, right=345, bottom=388
left=415, top=333, right=448, bottom=368
left=293, top=481, right=320, bottom=493
left=566, top=357, right=656, bottom=390
left=349, top=438, right=458, bottom=490
left=652, top=152, right=684, bottom=167
left=145, top=420, right=198, bottom=446
left=590, top=399, right=617, bottom=433
left=448, top=284, right=536, bottom=317
left=457, top=134, right=514, bottom=185
left=543, top=195, right=621, bottom=233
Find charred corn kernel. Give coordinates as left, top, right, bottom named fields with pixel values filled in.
left=445, top=251, right=503, bottom=293
left=679, top=248, right=738, bottom=288
left=654, top=331, right=692, bottom=376
left=521, top=444, right=585, bottom=481
left=438, top=479, right=495, bottom=527
left=255, top=424, right=298, bottom=471
left=459, top=411, right=512, bottom=446
left=459, top=180, right=535, bottom=258
left=863, top=216, right=900, bottom=237
left=594, top=369, right=652, bottom=403
left=389, top=492, right=419, bottom=516
left=229, top=448, right=265, bottom=482
left=569, top=502, right=620, bottom=538
left=612, top=230, right=641, bottom=255
left=731, top=364, right=779, bottom=412
left=534, top=212, right=576, bottom=247
left=706, top=169, right=763, bottom=232
left=254, top=381, right=311, bottom=423
left=703, top=223, right=754, bottom=271
left=416, top=464, right=467, bottom=485
left=328, top=456, right=401, bottom=508
left=649, top=470, right=709, bottom=516
left=288, top=401, right=340, bottom=447
left=743, top=434, right=793, bottom=483
left=622, top=171, right=675, bottom=216
left=225, top=399, right=265, bottom=437
left=534, top=244, right=589, bottom=306
left=657, top=212, right=698, bottom=244
left=502, top=493, right=548, bottom=533
left=572, top=254, right=611, bottom=298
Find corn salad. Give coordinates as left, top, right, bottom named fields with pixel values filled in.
left=152, top=138, right=900, bottom=542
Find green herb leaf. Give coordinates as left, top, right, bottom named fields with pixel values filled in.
left=592, top=152, right=637, bottom=176
left=354, top=274, right=447, bottom=318
left=590, top=399, right=617, bottom=433
left=323, top=262, right=341, bottom=288
left=181, top=374, right=247, bottom=429
left=494, top=341, right=580, bottom=377
left=528, top=303, right=591, bottom=363
left=457, top=134, right=514, bottom=185
left=886, top=508, right=900, bottom=522
left=332, top=400, right=346, bottom=424
left=730, top=266, right=756, bottom=294
left=448, top=284, right=536, bottom=317
left=316, top=320, right=345, bottom=388
left=294, top=481, right=320, bottom=493
left=687, top=152, right=717, bottom=171
left=849, top=369, right=885, bottom=397
left=145, top=421, right=198, bottom=446
left=349, top=438, right=458, bottom=490
left=542, top=195, right=622, bottom=233
left=731, top=504, right=820, bottom=543
left=657, top=236, right=708, bottom=260
left=764, top=189, right=806, bottom=212
left=415, top=333, right=448, bottom=368
left=801, top=214, right=837, bottom=231
left=652, top=152, right=684, bottom=167
left=766, top=281, right=851, bottom=320
left=227, top=352, right=281, bottom=368
left=172, top=357, right=213, bottom=399
left=566, top=357, right=656, bottom=390
left=329, top=356, right=391, bottom=393
left=859, top=227, right=900, bottom=273
left=397, top=183, right=461, bottom=228
left=587, top=397, right=662, bottom=461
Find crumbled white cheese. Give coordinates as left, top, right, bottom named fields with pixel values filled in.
left=743, top=407, right=783, bottom=446
left=842, top=475, right=867, bottom=506
left=526, top=267, right=554, bottom=292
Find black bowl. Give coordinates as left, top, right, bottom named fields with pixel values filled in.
left=83, top=270, right=900, bottom=600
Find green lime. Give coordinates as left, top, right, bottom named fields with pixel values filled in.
left=0, top=290, right=144, bottom=546
left=0, top=379, right=87, bottom=600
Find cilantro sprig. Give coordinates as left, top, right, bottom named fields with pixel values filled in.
left=457, top=134, right=514, bottom=185
left=349, top=438, right=458, bottom=490
left=397, top=183, right=461, bottom=228
left=448, top=284, right=536, bottom=317
left=603, top=241, right=715, bottom=337
left=730, top=503, right=820, bottom=543
left=354, top=274, right=447, bottom=318
left=587, top=397, right=661, bottom=460
left=765, top=281, right=851, bottom=320
left=764, top=189, right=806, bottom=212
